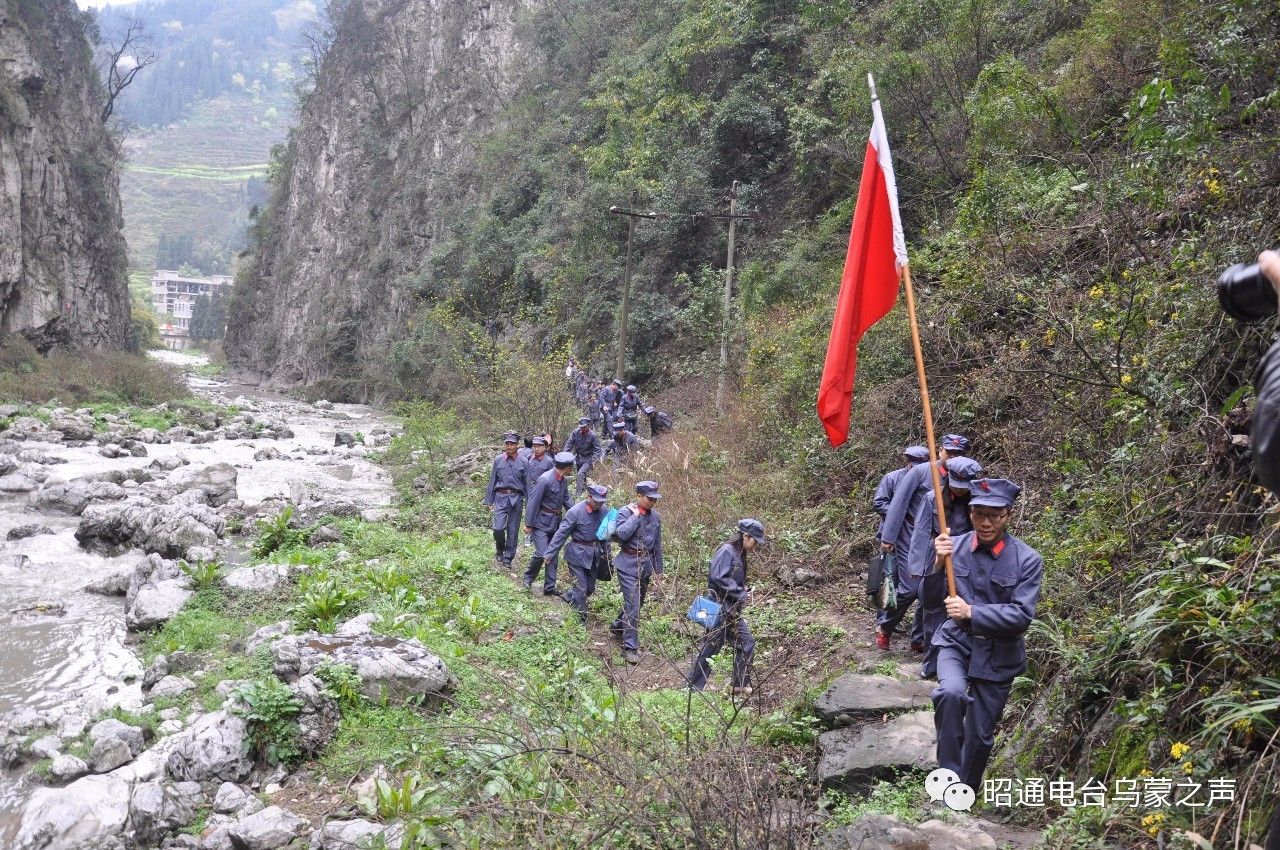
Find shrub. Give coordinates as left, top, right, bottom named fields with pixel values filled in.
left=233, top=677, right=302, bottom=766
left=252, top=506, right=306, bottom=557
left=0, top=343, right=187, bottom=405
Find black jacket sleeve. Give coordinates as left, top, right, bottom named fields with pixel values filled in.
left=1254, top=337, right=1280, bottom=495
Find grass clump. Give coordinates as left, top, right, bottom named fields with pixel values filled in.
left=252, top=506, right=307, bottom=557
left=0, top=335, right=188, bottom=405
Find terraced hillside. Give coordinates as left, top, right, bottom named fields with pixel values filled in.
left=121, top=93, right=282, bottom=277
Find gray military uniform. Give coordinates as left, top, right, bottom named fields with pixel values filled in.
left=484, top=452, right=527, bottom=563
left=545, top=499, right=606, bottom=618
left=609, top=504, right=664, bottom=652
left=564, top=428, right=604, bottom=496
left=523, top=467, right=573, bottom=593
left=932, top=530, right=1043, bottom=789
left=687, top=541, right=755, bottom=690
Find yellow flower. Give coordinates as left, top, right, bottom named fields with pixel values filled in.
left=1139, top=768, right=1153, bottom=778
left=1142, top=813, right=1166, bottom=837
left=1121, top=374, right=1134, bottom=386
left=1170, top=741, right=1190, bottom=760
left=1092, top=319, right=1105, bottom=331
left=1089, top=285, right=1104, bottom=298
left=1182, top=760, right=1195, bottom=774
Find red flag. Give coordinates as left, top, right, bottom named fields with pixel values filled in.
left=816, top=89, right=908, bottom=447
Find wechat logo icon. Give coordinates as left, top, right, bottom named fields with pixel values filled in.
left=925, top=767, right=975, bottom=812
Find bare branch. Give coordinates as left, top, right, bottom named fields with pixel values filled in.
left=99, top=17, right=157, bottom=123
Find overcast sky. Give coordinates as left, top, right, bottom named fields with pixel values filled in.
left=76, top=1, right=134, bottom=8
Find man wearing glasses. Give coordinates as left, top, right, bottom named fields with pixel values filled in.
left=930, top=478, right=1043, bottom=790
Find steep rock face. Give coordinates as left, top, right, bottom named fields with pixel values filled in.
left=226, top=0, right=532, bottom=398
left=0, top=0, right=130, bottom=351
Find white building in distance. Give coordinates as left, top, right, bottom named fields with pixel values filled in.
left=150, top=269, right=232, bottom=350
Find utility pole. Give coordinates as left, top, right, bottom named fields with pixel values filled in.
left=712, top=181, right=754, bottom=417
left=608, top=205, right=658, bottom=381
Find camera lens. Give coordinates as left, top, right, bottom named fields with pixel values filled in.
left=1218, top=262, right=1279, bottom=323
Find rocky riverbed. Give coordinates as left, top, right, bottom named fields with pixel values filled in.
left=0, top=352, right=408, bottom=848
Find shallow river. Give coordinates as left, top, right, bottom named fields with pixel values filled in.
left=0, top=350, right=396, bottom=830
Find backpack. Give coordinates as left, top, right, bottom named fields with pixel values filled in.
left=595, top=507, right=619, bottom=542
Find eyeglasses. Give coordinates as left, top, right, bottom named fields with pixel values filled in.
left=971, top=509, right=1010, bottom=522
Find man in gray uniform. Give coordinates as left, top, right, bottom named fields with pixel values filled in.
left=564, top=417, right=604, bottom=497
left=544, top=483, right=611, bottom=623
left=619, top=384, right=641, bottom=433
left=876, top=434, right=972, bottom=650
left=931, top=478, right=1043, bottom=790
left=874, top=446, right=930, bottom=529
left=610, top=480, right=664, bottom=665
left=523, top=435, right=555, bottom=491
left=604, top=419, right=644, bottom=464
left=914, top=455, right=982, bottom=677
left=872, top=446, right=929, bottom=641
left=598, top=380, right=622, bottom=437
left=523, top=451, right=575, bottom=596
left=483, top=431, right=526, bottom=568
left=687, top=518, right=765, bottom=695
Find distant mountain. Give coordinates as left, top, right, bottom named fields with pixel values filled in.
left=95, top=0, right=313, bottom=129
left=90, top=0, right=314, bottom=280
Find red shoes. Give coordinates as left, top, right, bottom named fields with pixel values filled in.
left=875, top=629, right=890, bottom=650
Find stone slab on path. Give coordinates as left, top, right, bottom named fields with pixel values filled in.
left=819, top=812, right=997, bottom=850
left=815, top=673, right=935, bottom=727
left=818, top=709, right=936, bottom=787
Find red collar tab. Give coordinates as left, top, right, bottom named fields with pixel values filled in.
left=971, top=536, right=1008, bottom=557
left=586, top=503, right=596, bottom=513
left=554, top=471, right=564, bottom=481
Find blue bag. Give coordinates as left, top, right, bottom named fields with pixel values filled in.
left=686, top=595, right=722, bottom=630
left=595, top=507, right=619, bottom=541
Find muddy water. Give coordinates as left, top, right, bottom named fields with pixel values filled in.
left=0, top=350, right=396, bottom=825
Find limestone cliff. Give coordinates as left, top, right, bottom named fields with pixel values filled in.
left=226, top=0, right=532, bottom=398
left=0, top=0, right=130, bottom=351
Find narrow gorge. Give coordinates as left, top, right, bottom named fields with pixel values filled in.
left=0, top=0, right=130, bottom=351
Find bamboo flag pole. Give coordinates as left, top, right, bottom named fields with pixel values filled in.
left=900, top=262, right=956, bottom=597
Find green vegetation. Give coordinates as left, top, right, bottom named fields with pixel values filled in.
left=233, top=676, right=304, bottom=765
left=822, top=774, right=930, bottom=827
left=117, top=93, right=281, bottom=277
left=251, top=505, right=306, bottom=557
left=137, top=0, right=1280, bottom=842
left=129, top=405, right=830, bottom=846
left=179, top=559, right=222, bottom=590
left=94, top=0, right=303, bottom=129
left=0, top=335, right=188, bottom=405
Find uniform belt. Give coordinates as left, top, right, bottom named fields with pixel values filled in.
left=495, top=487, right=520, bottom=494
left=539, top=507, right=560, bottom=515
left=621, top=546, right=650, bottom=556
left=572, top=537, right=598, bottom=544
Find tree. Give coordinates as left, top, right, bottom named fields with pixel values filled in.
left=99, top=17, right=158, bottom=122
left=189, top=289, right=229, bottom=343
